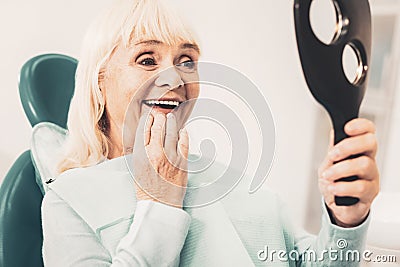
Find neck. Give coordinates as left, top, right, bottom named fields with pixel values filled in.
left=107, top=120, right=123, bottom=160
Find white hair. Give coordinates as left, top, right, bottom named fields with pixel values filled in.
left=58, top=0, right=199, bottom=173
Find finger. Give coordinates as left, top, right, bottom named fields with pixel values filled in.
left=322, top=190, right=336, bottom=207
left=177, top=128, right=189, bottom=160
left=144, top=113, right=154, bottom=146
left=344, top=118, right=376, bottom=136
left=329, top=129, right=334, bottom=149
left=327, top=179, right=377, bottom=202
left=164, top=113, right=178, bottom=160
left=321, top=156, right=377, bottom=182
left=319, top=176, right=332, bottom=197
left=318, top=129, right=335, bottom=177
left=318, top=155, right=333, bottom=178
left=328, top=133, right=377, bottom=161
left=149, top=112, right=166, bottom=148
left=133, top=114, right=150, bottom=153
left=122, top=99, right=142, bottom=152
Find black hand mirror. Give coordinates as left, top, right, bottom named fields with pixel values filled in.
left=293, top=0, right=372, bottom=206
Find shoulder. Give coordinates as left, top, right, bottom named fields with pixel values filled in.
left=45, top=156, right=137, bottom=232
left=49, top=156, right=133, bottom=197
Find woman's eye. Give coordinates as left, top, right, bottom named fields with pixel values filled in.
left=176, top=60, right=196, bottom=72
left=139, top=58, right=156, bottom=66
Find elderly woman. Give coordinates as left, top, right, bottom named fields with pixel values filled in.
left=41, top=0, right=380, bottom=266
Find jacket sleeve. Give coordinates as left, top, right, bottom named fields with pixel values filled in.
left=291, top=198, right=370, bottom=266
left=41, top=190, right=191, bottom=267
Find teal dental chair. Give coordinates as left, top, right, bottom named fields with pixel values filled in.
left=0, top=54, right=77, bottom=267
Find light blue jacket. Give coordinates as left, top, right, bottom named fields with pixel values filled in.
left=41, top=155, right=369, bottom=266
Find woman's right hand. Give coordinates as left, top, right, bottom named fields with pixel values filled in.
left=132, top=111, right=189, bottom=208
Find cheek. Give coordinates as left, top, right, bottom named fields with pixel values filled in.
left=182, top=71, right=200, bottom=100
left=186, top=83, right=200, bottom=99
left=104, top=69, right=147, bottom=119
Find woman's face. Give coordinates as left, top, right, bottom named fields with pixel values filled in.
left=100, top=38, right=200, bottom=154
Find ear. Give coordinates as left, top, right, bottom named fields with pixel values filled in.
left=98, top=66, right=106, bottom=92
left=97, top=64, right=109, bottom=107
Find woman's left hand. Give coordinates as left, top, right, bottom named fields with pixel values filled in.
left=318, top=118, right=380, bottom=227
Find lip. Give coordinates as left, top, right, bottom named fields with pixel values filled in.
left=143, top=97, right=185, bottom=102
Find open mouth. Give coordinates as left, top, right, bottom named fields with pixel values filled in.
left=142, top=99, right=182, bottom=110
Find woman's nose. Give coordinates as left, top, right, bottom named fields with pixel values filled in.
left=154, top=66, right=184, bottom=90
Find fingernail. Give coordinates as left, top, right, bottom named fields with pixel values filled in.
left=167, top=113, right=175, bottom=119
left=346, top=124, right=353, bottom=131
left=155, top=112, right=165, bottom=118
left=346, top=121, right=359, bottom=132
left=150, top=110, right=159, bottom=118
left=179, top=128, right=187, bottom=136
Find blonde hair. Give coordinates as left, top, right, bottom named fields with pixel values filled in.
left=58, top=0, right=199, bottom=174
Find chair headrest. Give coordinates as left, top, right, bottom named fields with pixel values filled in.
left=19, top=54, right=77, bottom=129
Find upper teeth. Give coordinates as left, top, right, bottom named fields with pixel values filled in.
left=144, top=100, right=180, bottom=106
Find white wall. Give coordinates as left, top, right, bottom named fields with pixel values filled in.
left=381, top=65, right=400, bottom=192
left=0, top=0, right=319, bottom=226
left=0, top=0, right=110, bottom=179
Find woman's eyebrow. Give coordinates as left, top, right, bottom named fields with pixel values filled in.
left=180, top=43, right=200, bottom=53
left=134, top=39, right=162, bottom=46
left=132, top=39, right=200, bottom=53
